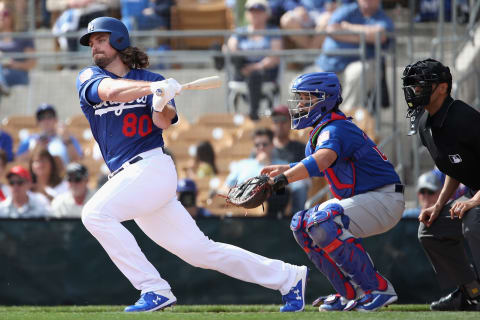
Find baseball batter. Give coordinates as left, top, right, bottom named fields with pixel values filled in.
left=262, top=72, right=405, bottom=311
left=75, top=17, right=307, bottom=313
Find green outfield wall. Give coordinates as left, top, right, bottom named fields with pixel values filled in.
left=0, top=218, right=447, bottom=305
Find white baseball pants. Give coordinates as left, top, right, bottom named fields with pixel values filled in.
left=81, top=147, right=299, bottom=295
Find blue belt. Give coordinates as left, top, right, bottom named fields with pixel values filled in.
left=108, top=156, right=143, bottom=180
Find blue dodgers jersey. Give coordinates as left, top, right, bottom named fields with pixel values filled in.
left=76, top=66, right=178, bottom=172
left=305, top=112, right=400, bottom=199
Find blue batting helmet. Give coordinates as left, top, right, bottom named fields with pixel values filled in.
left=79, top=17, right=130, bottom=51
left=287, top=72, right=342, bottom=129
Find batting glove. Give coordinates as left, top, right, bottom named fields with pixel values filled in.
left=150, top=78, right=181, bottom=112
left=166, top=78, right=182, bottom=94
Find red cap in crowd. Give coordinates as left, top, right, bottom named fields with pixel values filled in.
left=7, top=165, right=32, bottom=182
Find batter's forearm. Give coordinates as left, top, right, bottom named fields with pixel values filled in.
left=98, top=78, right=152, bottom=102
left=152, top=104, right=176, bottom=129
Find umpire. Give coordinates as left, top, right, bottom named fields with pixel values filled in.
left=403, top=58, right=480, bottom=311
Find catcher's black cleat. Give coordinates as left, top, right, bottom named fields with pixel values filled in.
left=430, top=288, right=480, bottom=311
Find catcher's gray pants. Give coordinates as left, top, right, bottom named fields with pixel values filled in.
left=418, top=191, right=480, bottom=289
left=319, top=184, right=405, bottom=239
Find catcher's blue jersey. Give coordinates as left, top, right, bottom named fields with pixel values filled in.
left=305, top=111, right=400, bottom=199
left=76, top=66, right=177, bottom=172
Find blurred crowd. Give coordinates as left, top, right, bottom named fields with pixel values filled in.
left=0, top=0, right=473, bottom=113
left=0, top=0, right=477, bottom=219
left=0, top=103, right=94, bottom=218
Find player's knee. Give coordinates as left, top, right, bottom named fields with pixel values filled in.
left=290, top=210, right=306, bottom=232
left=81, top=211, right=98, bottom=233
left=81, top=202, right=112, bottom=232
left=305, top=203, right=346, bottom=248
left=290, top=210, right=311, bottom=246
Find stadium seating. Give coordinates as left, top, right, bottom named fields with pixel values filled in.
left=170, top=0, right=234, bottom=49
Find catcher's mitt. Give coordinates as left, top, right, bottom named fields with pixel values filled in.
left=225, top=175, right=272, bottom=209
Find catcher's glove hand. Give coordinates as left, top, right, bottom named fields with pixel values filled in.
left=225, top=175, right=272, bottom=209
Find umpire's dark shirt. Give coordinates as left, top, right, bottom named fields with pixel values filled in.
left=418, top=96, right=480, bottom=191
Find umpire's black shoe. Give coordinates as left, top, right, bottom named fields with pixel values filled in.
left=430, top=288, right=480, bottom=311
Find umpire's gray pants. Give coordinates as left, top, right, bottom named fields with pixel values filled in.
left=418, top=191, right=480, bottom=289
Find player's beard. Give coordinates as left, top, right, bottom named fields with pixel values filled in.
left=93, top=51, right=118, bottom=68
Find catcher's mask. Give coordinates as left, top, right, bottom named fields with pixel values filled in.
left=402, top=58, right=452, bottom=135
left=288, top=72, right=342, bottom=130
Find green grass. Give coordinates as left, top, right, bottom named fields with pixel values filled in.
left=0, top=305, right=479, bottom=320
left=0, top=305, right=478, bottom=320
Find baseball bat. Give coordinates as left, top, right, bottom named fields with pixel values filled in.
left=181, top=76, right=222, bottom=91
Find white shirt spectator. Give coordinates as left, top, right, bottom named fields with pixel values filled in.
left=45, top=180, right=69, bottom=199
left=0, top=193, right=51, bottom=218
left=52, top=188, right=94, bottom=218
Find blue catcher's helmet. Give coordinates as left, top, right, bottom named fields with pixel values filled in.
left=288, top=72, right=342, bottom=129
left=79, top=17, right=130, bottom=51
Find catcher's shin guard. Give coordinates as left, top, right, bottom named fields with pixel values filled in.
left=290, top=210, right=356, bottom=300
left=305, top=204, right=387, bottom=293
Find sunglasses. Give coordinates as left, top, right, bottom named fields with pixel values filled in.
left=254, top=142, right=271, bottom=148
left=68, top=177, right=84, bottom=183
left=8, top=179, right=26, bottom=186
left=419, top=189, right=435, bottom=195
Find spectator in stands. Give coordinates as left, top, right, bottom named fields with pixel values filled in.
left=403, top=168, right=469, bottom=219
left=29, top=147, right=68, bottom=202
left=267, top=0, right=299, bottom=27
left=16, top=103, right=83, bottom=165
left=455, top=24, right=480, bottom=107
left=52, top=162, right=93, bottom=218
left=280, top=0, right=338, bottom=49
left=415, top=0, right=469, bottom=24
left=184, top=141, right=218, bottom=179
left=0, top=165, right=51, bottom=218
left=49, top=0, right=119, bottom=52
left=311, top=0, right=394, bottom=111
left=270, top=105, right=309, bottom=214
left=0, top=150, right=9, bottom=201
left=0, top=1, right=36, bottom=97
left=177, top=178, right=213, bottom=219
left=120, top=0, right=172, bottom=32
left=225, top=0, right=282, bottom=120
left=224, top=127, right=289, bottom=218
left=403, top=170, right=443, bottom=219
left=271, top=105, right=305, bottom=163
left=0, top=129, right=13, bottom=162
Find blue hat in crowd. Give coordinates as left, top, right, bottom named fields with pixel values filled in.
left=36, top=103, right=57, bottom=120
left=417, top=171, right=442, bottom=192
left=177, top=179, right=197, bottom=193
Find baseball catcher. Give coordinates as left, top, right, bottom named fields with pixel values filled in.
left=259, top=72, right=405, bottom=312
